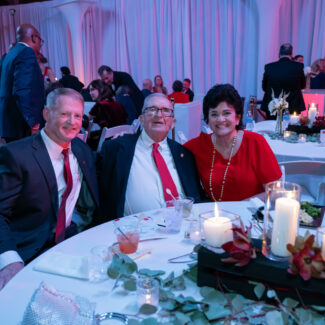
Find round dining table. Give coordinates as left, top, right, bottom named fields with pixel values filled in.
left=0, top=201, right=315, bottom=324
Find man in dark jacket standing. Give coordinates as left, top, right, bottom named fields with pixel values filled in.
left=98, top=65, right=144, bottom=116
left=0, top=24, right=45, bottom=141
left=261, top=43, right=306, bottom=119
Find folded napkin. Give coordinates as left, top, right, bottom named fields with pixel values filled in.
left=33, top=252, right=89, bottom=280
left=22, top=282, right=95, bottom=325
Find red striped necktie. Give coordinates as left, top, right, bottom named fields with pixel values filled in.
left=152, top=143, right=178, bottom=202
left=55, top=148, right=73, bottom=244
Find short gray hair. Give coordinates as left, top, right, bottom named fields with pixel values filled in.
left=141, top=93, right=171, bottom=113
left=46, top=88, right=84, bottom=110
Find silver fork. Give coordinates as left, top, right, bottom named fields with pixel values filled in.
left=94, top=312, right=128, bottom=324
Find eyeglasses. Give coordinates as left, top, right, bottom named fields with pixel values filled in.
left=144, top=106, right=174, bottom=117
left=33, top=34, right=44, bottom=46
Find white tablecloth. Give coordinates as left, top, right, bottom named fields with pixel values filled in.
left=0, top=201, right=316, bottom=323
left=264, top=134, right=325, bottom=162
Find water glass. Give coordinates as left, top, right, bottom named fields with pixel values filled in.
left=320, top=130, right=325, bottom=146
left=88, top=245, right=111, bottom=282
left=163, top=207, right=183, bottom=234
left=137, top=277, right=159, bottom=307
left=166, top=197, right=194, bottom=218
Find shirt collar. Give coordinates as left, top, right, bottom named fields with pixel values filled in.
left=140, top=129, right=168, bottom=150
left=18, top=42, right=30, bottom=48
left=41, top=129, right=71, bottom=159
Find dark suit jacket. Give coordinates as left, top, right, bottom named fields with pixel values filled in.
left=185, top=89, right=194, bottom=102
left=0, top=133, right=100, bottom=263
left=98, top=133, right=203, bottom=220
left=115, top=94, right=138, bottom=124
left=59, top=74, right=84, bottom=92
left=261, top=57, right=306, bottom=118
left=113, top=71, right=144, bottom=116
left=310, top=72, right=325, bottom=89
left=0, top=43, right=45, bottom=138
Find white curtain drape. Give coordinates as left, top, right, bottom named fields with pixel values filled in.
left=1, top=0, right=324, bottom=103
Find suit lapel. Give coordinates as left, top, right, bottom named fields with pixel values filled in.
left=32, top=133, right=58, bottom=213
left=167, top=138, right=187, bottom=193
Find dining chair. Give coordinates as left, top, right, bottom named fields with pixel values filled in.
left=76, top=131, right=88, bottom=142
left=279, top=160, right=325, bottom=205
left=177, top=130, right=188, bottom=144
left=97, top=125, right=134, bottom=152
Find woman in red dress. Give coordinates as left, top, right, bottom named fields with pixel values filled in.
left=87, top=79, right=127, bottom=149
left=184, top=84, right=281, bottom=201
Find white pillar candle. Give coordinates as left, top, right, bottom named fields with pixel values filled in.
left=290, top=112, right=299, bottom=125
left=203, top=216, right=233, bottom=247
left=271, top=197, right=300, bottom=257
left=308, top=103, right=317, bottom=123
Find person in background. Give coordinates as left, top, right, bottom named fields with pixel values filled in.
left=168, top=80, right=190, bottom=103
left=142, top=78, right=153, bottom=98
left=152, top=75, right=168, bottom=96
left=99, top=93, right=202, bottom=220
left=37, top=52, right=56, bottom=93
left=59, top=66, right=84, bottom=92
left=261, top=43, right=306, bottom=118
left=183, top=78, right=194, bottom=102
left=0, top=24, right=45, bottom=141
left=185, top=84, right=281, bottom=202
left=98, top=65, right=144, bottom=117
left=294, top=54, right=311, bottom=77
left=115, top=85, right=138, bottom=124
left=310, top=58, right=325, bottom=89
left=0, top=88, right=99, bottom=290
left=87, top=79, right=127, bottom=150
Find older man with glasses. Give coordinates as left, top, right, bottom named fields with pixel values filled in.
left=0, top=23, right=45, bottom=142
left=99, top=93, right=203, bottom=220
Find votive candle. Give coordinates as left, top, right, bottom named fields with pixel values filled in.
left=290, top=112, right=299, bottom=125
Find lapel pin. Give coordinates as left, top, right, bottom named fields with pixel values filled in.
left=180, top=153, right=184, bottom=158
left=82, top=161, right=86, bottom=165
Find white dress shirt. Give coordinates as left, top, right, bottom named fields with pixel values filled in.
left=124, top=130, right=185, bottom=216
left=0, top=130, right=83, bottom=269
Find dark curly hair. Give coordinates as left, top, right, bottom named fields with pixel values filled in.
left=203, top=84, right=243, bottom=129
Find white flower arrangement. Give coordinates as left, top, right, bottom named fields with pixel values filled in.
left=268, top=89, right=289, bottom=116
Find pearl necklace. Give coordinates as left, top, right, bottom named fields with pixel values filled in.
left=209, top=134, right=237, bottom=201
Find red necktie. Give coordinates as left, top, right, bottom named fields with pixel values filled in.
left=55, top=148, right=73, bottom=244
left=152, top=143, right=179, bottom=202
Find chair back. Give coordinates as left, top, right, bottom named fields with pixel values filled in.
left=177, top=131, right=188, bottom=145
left=279, top=160, right=325, bottom=205
left=97, top=125, right=133, bottom=152
left=76, top=131, right=88, bottom=142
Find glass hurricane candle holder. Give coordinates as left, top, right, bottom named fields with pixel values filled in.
left=290, top=112, right=300, bottom=125
left=283, top=130, right=291, bottom=140
left=262, top=181, right=301, bottom=262
left=316, top=227, right=325, bottom=260
left=298, top=133, right=307, bottom=143
left=137, top=277, right=159, bottom=308
left=199, top=208, right=240, bottom=253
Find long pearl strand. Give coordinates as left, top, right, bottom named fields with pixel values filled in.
left=209, top=134, right=237, bottom=201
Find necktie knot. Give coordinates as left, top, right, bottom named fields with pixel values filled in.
left=153, top=143, right=159, bottom=151
left=62, top=148, right=69, bottom=157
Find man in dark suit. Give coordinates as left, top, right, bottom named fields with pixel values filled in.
left=59, top=66, right=84, bottom=92
left=0, top=24, right=45, bottom=141
left=99, top=93, right=202, bottom=220
left=261, top=43, right=306, bottom=119
left=98, top=65, right=144, bottom=116
left=0, top=88, right=99, bottom=290
left=183, top=78, right=194, bottom=102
